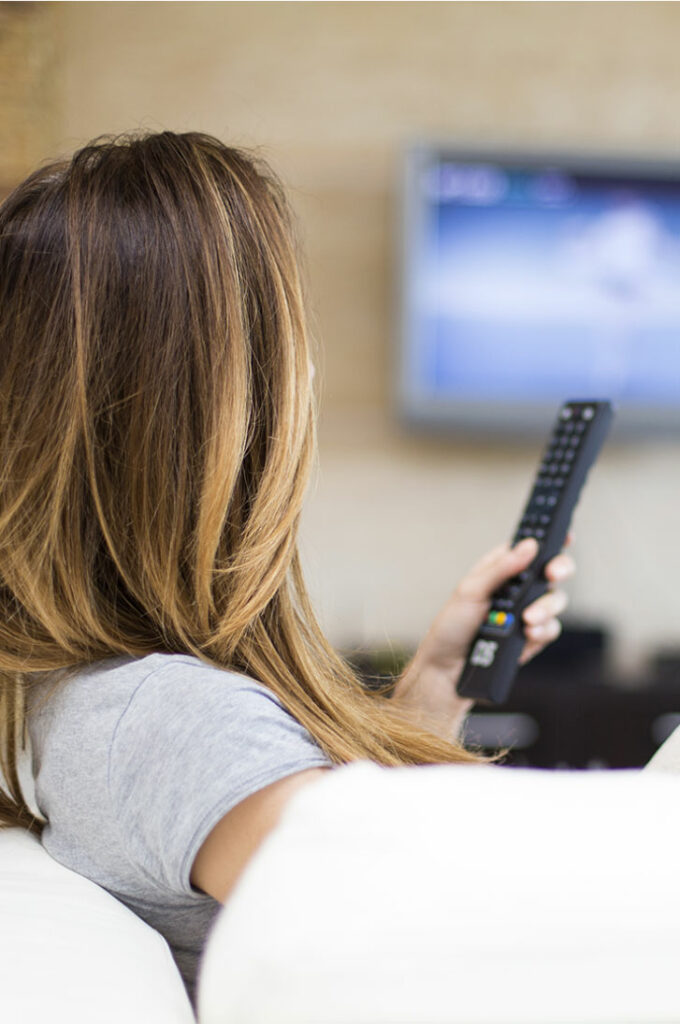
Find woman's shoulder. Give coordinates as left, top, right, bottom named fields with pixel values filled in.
left=27, top=651, right=294, bottom=784
left=29, top=647, right=330, bottom=851
left=30, top=651, right=275, bottom=721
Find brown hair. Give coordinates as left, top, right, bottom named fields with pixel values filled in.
left=0, top=131, right=483, bottom=835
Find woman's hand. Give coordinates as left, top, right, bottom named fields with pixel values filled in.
left=391, top=536, right=575, bottom=741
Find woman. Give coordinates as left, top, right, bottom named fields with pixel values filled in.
left=0, top=131, right=572, bottom=1006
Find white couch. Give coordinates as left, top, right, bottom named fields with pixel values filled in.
left=198, top=760, right=680, bottom=1024
left=3, top=757, right=680, bottom=1024
left=0, top=824, right=194, bottom=1023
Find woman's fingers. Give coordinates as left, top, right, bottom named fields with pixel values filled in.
left=520, top=586, right=568, bottom=663
left=456, top=537, right=539, bottom=602
left=544, top=552, right=575, bottom=583
left=519, top=618, right=563, bottom=664
left=523, top=587, right=568, bottom=626
left=456, top=539, right=574, bottom=624
left=523, top=617, right=563, bottom=644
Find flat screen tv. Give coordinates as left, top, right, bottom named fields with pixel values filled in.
left=399, top=146, right=680, bottom=436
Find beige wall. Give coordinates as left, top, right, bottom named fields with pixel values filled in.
left=7, top=2, right=680, bottom=673
left=0, top=3, right=58, bottom=187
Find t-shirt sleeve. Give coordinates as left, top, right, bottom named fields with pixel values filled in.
left=107, top=656, right=332, bottom=897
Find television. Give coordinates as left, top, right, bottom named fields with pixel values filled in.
left=399, top=146, right=680, bottom=436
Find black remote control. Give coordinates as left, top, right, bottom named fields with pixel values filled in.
left=456, top=400, right=614, bottom=705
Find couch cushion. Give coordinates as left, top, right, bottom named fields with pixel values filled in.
left=199, top=760, right=680, bottom=1024
left=0, top=826, right=194, bottom=1023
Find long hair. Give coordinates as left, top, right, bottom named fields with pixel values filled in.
left=0, top=131, right=484, bottom=834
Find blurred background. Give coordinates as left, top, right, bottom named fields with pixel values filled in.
left=3, top=0, right=680, bottom=766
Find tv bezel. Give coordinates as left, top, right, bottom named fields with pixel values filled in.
left=398, top=144, right=680, bottom=439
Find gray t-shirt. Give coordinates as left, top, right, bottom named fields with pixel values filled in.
left=27, top=652, right=332, bottom=1009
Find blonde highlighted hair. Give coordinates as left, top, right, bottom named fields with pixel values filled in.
left=0, top=131, right=482, bottom=834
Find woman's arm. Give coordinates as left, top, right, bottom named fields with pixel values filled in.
left=190, top=768, right=331, bottom=904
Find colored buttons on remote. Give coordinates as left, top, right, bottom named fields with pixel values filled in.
left=483, top=609, right=515, bottom=635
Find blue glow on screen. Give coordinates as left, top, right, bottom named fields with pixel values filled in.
left=409, top=161, right=680, bottom=406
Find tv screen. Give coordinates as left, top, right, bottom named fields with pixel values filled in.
left=400, top=147, right=680, bottom=435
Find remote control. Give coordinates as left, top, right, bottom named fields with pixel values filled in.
left=456, top=400, right=614, bottom=705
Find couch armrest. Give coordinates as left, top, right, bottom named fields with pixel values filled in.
left=0, top=827, right=194, bottom=1024
left=199, top=761, right=680, bottom=1024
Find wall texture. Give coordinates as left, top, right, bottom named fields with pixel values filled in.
left=5, top=2, right=680, bottom=673
left=0, top=2, right=58, bottom=189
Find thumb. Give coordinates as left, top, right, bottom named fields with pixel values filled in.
left=457, top=537, right=539, bottom=602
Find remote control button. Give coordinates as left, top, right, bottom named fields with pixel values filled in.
left=582, top=406, right=595, bottom=420
left=554, top=448, right=564, bottom=460
left=534, top=495, right=546, bottom=506
left=484, top=610, right=516, bottom=635
left=539, top=515, right=551, bottom=525
left=549, top=462, right=559, bottom=474
left=560, top=463, right=571, bottom=474
left=487, top=609, right=515, bottom=626
left=575, top=420, right=587, bottom=433
left=569, top=435, right=580, bottom=447
left=563, top=422, right=575, bottom=434
left=564, top=449, right=576, bottom=461
left=560, top=407, right=573, bottom=420
left=494, top=598, right=513, bottom=610
left=546, top=495, right=558, bottom=507
left=554, top=478, right=565, bottom=487
left=470, top=638, right=499, bottom=666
